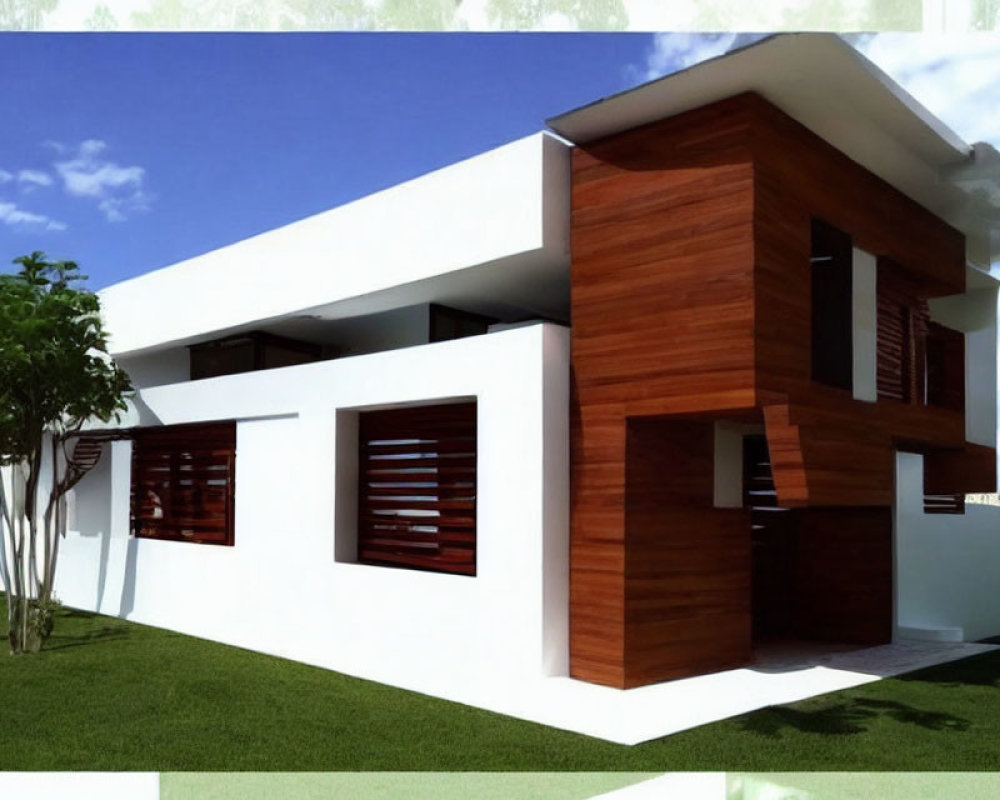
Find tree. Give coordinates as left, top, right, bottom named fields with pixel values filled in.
left=0, top=252, right=132, bottom=654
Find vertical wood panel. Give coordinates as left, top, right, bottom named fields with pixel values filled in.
left=624, top=419, right=751, bottom=686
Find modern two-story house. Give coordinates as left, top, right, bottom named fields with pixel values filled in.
left=51, top=34, right=1000, bottom=742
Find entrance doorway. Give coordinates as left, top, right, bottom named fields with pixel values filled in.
left=743, top=434, right=796, bottom=642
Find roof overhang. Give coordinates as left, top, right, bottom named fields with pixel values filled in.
left=548, top=33, right=1000, bottom=278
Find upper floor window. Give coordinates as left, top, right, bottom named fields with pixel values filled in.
left=189, top=331, right=323, bottom=381
left=428, top=304, right=495, bottom=343
left=875, top=260, right=964, bottom=412
left=131, top=421, right=236, bottom=546
left=810, top=218, right=853, bottom=391
left=925, top=321, right=965, bottom=413
left=876, top=259, right=923, bottom=403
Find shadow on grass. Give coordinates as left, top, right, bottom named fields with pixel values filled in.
left=44, top=625, right=131, bottom=651
left=740, top=697, right=969, bottom=738
left=896, top=650, right=1000, bottom=689
left=60, top=608, right=101, bottom=619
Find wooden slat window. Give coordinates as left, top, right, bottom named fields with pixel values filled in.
left=924, top=493, right=965, bottom=515
left=131, top=422, right=236, bottom=546
left=877, top=260, right=929, bottom=404
left=358, top=402, right=476, bottom=576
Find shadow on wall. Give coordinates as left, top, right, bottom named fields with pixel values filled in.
left=119, top=536, right=138, bottom=617
left=69, top=442, right=138, bottom=617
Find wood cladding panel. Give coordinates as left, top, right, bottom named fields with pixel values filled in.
left=568, top=92, right=978, bottom=689
left=924, top=443, right=998, bottom=495
left=793, top=507, right=893, bottom=645
left=750, top=94, right=971, bottom=504
left=570, top=97, right=759, bottom=688
left=622, top=419, right=751, bottom=687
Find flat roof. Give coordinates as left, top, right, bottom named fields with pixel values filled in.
left=548, top=33, right=999, bottom=275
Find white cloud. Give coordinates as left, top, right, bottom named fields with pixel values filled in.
left=0, top=199, right=66, bottom=231
left=0, top=169, right=12, bottom=183
left=855, top=34, right=1000, bottom=148
left=640, top=33, right=738, bottom=81
left=53, top=139, right=150, bottom=222
left=17, top=169, right=54, bottom=188
left=631, top=33, right=1000, bottom=150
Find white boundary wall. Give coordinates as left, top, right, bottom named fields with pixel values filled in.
left=55, top=323, right=570, bottom=702
left=896, top=451, right=1000, bottom=642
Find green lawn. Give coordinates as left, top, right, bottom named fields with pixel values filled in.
left=2, top=597, right=1000, bottom=771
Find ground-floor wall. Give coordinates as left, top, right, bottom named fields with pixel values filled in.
left=896, top=451, right=1000, bottom=643
left=55, top=323, right=570, bottom=703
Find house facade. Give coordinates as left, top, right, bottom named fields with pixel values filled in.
left=53, top=35, right=1000, bottom=726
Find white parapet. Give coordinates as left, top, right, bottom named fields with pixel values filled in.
left=100, top=132, right=571, bottom=356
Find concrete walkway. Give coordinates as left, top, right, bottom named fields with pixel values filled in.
left=473, top=640, right=998, bottom=745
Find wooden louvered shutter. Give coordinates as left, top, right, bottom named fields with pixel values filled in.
left=131, top=422, right=236, bottom=546
left=877, top=261, right=928, bottom=404
left=358, top=402, right=477, bottom=576
left=924, top=492, right=965, bottom=515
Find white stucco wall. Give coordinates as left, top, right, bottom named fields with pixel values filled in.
left=896, top=451, right=1000, bottom=642
left=100, top=132, right=570, bottom=356
left=851, top=247, right=878, bottom=403
left=56, top=323, right=571, bottom=703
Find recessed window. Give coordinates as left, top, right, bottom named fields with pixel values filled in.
left=810, top=219, right=853, bottom=391
left=131, top=422, right=236, bottom=546
left=925, top=322, right=965, bottom=412
left=428, top=304, right=495, bottom=343
left=189, top=331, right=322, bottom=380
left=357, top=402, right=476, bottom=576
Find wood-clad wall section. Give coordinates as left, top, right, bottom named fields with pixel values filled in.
left=570, top=97, right=758, bottom=687
left=624, top=419, right=751, bottom=686
left=569, top=91, right=989, bottom=689
left=749, top=93, right=972, bottom=508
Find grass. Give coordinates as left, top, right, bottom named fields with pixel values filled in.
left=2, top=597, right=1000, bottom=771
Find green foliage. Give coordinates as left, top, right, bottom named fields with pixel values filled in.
left=0, top=252, right=132, bottom=466
left=0, top=252, right=132, bottom=654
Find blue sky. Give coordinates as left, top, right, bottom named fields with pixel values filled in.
left=1, top=33, right=998, bottom=289
left=0, top=34, right=666, bottom=288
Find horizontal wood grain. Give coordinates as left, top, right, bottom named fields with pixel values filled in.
left=130, top=421, right=236, bottom=547
left=358, top=402, right=477, bottom=576
left=568, top=91, right=985, bottom=689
